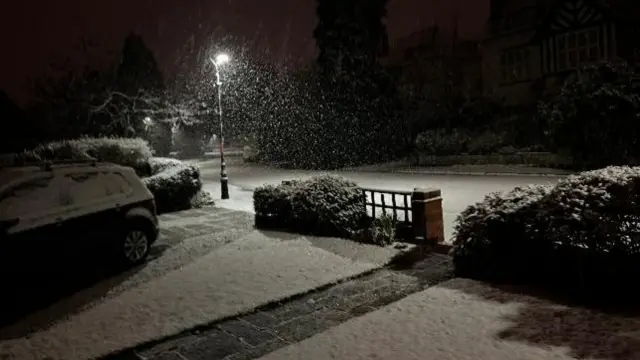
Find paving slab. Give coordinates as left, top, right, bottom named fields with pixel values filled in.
left=0, top=231, right=387, bottom=360
left=107, top=253, right=454, bottom=360
left=256, top=278, right=640, bottom=360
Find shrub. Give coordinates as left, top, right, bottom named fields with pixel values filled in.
left=451, top=184, right=553, bottom=282
left=369, top=215, right=397, bottom=246
left=14, top=137, right=154, bottom=175
left=190, top=190, right=215, bottom=208
left=253, top=180, right=301, bottom=224
left=143, top=162, right=202, bottom=214
left=452, top=166, right=640, bottom=298
left=466, top=131, right=505, bottom=155
left=254, top=176, right=366, bottom=238
left=289, top=175, right=366, bottom=237
left=148, top=157, right=182, bottom=174
left=539, top=62, right=640, bottom=169
left=540, top=167, right=640, bottom=248
left=415, top=129, right=468, bottom=155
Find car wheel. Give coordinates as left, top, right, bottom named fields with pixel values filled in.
left=119, top=219, right=153, bottom=267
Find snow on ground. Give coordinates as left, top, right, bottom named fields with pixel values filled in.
left=394, top=164, right=573, bottom=176
left=0, top=226, right=253, bottom=341
left=258, top=278, right=640, bottom=360
left=0, top=231, right=385, bottom=360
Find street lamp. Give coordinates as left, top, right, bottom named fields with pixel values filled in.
left=210, top=53, right=230, bottom=199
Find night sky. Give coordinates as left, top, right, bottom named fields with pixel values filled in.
left=0, top=0, right=488, bottom=104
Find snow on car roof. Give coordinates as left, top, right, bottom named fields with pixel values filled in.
left=0, top=162, right=128, bottom=187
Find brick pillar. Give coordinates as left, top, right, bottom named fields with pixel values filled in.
left=411, top=188, right=444, bottom=246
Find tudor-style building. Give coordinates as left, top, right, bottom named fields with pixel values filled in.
left=482, top=0, right=640, bottom=105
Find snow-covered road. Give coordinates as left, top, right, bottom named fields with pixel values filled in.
left=198, top=160, right=560, bottom=241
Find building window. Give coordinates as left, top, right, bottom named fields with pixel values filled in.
left=556, top=27, right=600, bottom=71
left=500, top=48, right=531, bottom=82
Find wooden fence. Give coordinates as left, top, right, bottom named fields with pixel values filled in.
left=361, top=187, right=413, bottom=224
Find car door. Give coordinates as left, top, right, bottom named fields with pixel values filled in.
left=0, top=174, right=65, bottom=276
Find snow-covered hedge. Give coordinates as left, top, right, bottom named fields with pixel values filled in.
left=452, top=166, right=640, bottom=295
left=290, top=175, right=366, bottom=237
left=254, top=175, right=366, bottom=238
left=148, top=157, right=183, bottom=174
left=253, top=180, right=301, bottom=223
left=15, top=137, right=154, bottom=175
left=143, top=161, right=203, bottom=214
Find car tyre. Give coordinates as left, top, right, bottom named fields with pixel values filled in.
left=117, top=218, right=154, bottom=267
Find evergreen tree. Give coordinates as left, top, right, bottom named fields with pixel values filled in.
left=311, top=0, right=400, bottom=168
left=314, top=0, right=389, bottom=84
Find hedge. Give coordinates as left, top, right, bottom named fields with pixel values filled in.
left=143, top=160, right=203, bottom=214
left=11, top=137, right=154, bottom=176
left=254, top=175, right=366, bottom=238
left=4, top=138, right=209, bottom=214
left=451, top=166, right=640, bottom=299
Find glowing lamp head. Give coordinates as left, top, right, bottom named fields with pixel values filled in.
left=215, top=53, right=230, bottom=65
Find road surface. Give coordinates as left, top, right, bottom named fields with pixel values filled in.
left=196, top=159, right=561, bottom=242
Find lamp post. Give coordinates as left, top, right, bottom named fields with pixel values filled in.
left=210, top=53, right=230, bottom=199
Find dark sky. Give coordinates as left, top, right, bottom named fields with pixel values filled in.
left=0, top=0, right=488, bottom=104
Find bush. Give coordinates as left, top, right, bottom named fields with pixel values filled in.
left=367, top=215, right=397, bottom=246
left=451, top=184, right=553, bottom=282
left=290, top=175, right=366, bottom=237
left=143, top=162, right=203, bottom=214
left=148, top=157, right=183, bottom=174
left=253, top=180, right=301, bottom=224
left=14, top=137, right=154, bottom=175
left=539, top=62, right=640, bottom=169
left=415, top=129, right=469, bottom=156
left=452, top=166, right=640, bottom=298
left=466, top=131, right=505, bottom=155
left=254, top=176, right=366, bottom=238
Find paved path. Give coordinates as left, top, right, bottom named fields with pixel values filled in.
left=0, top=207, right=254, bottom=332
left=256, top=278, right=640, bottom=360
left=104, top=253, right=454, bottom=360
left=0, top=207, right=414, bottom=360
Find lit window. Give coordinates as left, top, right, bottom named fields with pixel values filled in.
left=556, top=27, right=600, bottom=71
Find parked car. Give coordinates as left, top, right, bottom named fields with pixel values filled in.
left=0, top=160, right=159, bottom=272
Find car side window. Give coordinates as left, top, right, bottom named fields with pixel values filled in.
left=0, top=176, right=56, bottom=218
left=61, top=171, right=133, bottom=207
left=102, top=172, right=133, bottom=196
left=63, top=172, right=108, bottom=206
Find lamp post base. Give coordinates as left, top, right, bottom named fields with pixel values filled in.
left=220, top=158, right=230, bottom=199
left=221, top=177, right=230, bottom=199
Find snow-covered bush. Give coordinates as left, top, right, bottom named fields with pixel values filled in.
left=541, top=166, right=640, bottom=252
left=290, top=175, right=366, bottom=237
left=143, top=162, right=202, bottom=214
left=415, top=129, right=469, bottom=156
left=253, top=180, right=301, bottom=222
left=148, top=157, right=182, bottom=174
left=15, top=137, right=154, bottom=175
left=453, top=166, right=640, bottom=295
left=254, top=176, right=366, bottom=238
left=451, top=184, right=553, bottom=281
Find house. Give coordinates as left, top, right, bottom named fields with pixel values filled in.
left=383, top=26, right=483, bottom=103
left=482, top=0, right=640, bottom=105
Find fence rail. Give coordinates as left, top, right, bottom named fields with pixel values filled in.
left=361, top=187, right=412, bottom=223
